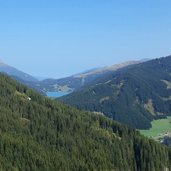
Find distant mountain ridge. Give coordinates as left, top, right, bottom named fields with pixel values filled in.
left=0, top=61, right=38, bottom=82
left=39, top=60, right=142, bottom=92
left=0, top=59, right=143, bottom=94
left=60, top=56, right=171, bottom=129
left=74, top=61, right=141, bottom=78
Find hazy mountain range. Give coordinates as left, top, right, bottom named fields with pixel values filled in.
left=0, top=61, right=38, bottom=82
left=0, top=59, right=144, bottom=93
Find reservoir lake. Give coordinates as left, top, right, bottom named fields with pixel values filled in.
left=46, top=91, right=71, bottom=98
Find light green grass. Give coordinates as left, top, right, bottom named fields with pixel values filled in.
left=139, top=117, right=171, bottom=138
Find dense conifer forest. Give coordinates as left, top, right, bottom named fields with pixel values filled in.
left=61, top=56, right=171, bottom=129
left=0, top=73, right=170, bottom=170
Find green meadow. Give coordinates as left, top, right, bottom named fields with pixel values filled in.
left=140, top=116, right=171, bottom=138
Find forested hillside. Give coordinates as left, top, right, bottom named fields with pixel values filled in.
left=61, top=56, right=171, bottom=129
left=0, top=73, right=170, bottom=170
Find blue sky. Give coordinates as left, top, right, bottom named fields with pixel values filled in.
left=0, top=0, right=171, bottom=78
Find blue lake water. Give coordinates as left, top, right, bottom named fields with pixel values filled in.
left=46, top=91, right=71, bottom=98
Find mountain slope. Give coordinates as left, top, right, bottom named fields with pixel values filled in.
left=0, top=73, right=170, bottom=170
left=39, top=60, right=141, bottom=92
left=60, top=56, right=171, bottom=129
left=0, top=61, right=38, bottom=82
left=0, top=60, right=141, bottom=94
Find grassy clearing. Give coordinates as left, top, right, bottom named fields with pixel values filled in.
left=139, top=117, right=171, bottom=138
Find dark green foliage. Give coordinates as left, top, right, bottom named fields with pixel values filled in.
left=61, top=56, right=171, bottom=129
left=0, top=73, right=170, bottom=170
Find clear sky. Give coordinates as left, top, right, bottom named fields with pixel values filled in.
left=0, top=0, right=171, bottom=78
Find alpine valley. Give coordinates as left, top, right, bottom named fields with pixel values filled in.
left=0, top=60, right=142, bottom=95
left=60, top=56, right=171, bottom=130
left=0, top=72, right=170, bottom=170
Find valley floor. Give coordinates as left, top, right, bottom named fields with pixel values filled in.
left=140, top=117, right=171, bottom=145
